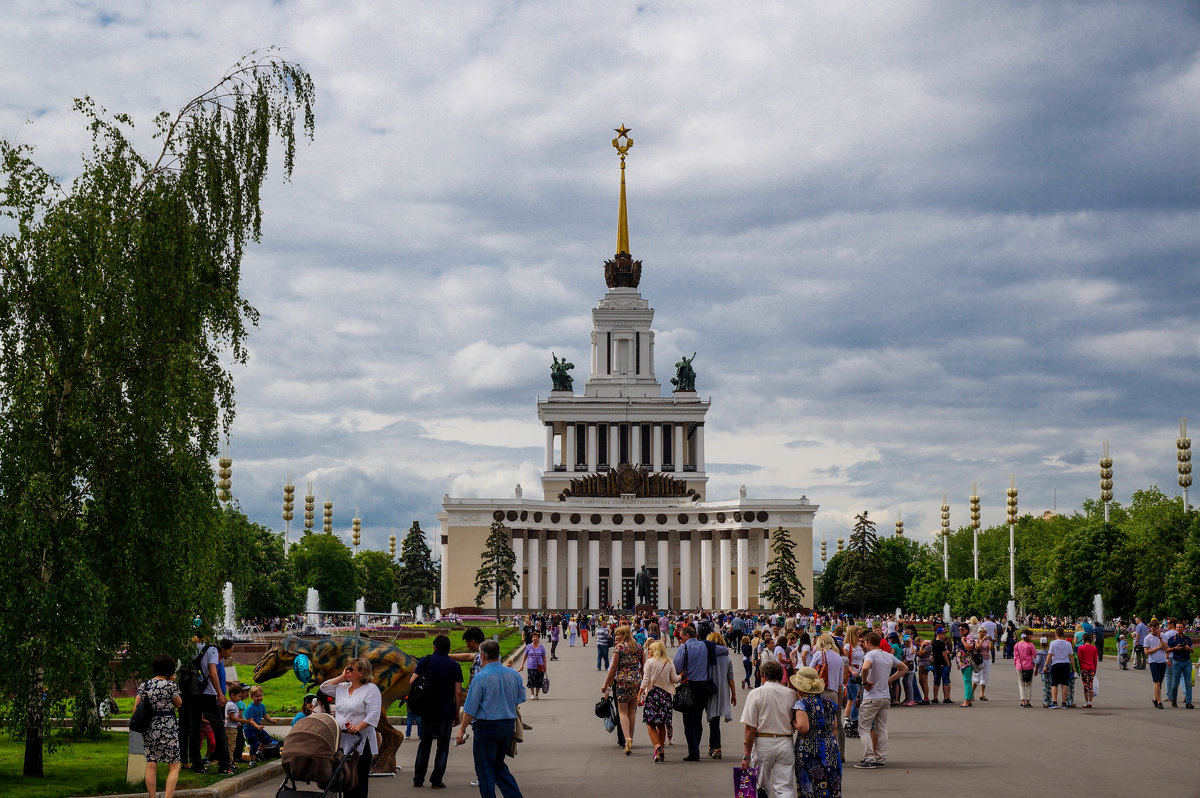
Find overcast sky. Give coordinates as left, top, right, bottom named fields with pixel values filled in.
left=3, top=2, right=1198, bottom=562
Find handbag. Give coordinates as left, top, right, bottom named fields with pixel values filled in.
left=129, top=682, right=154, bottom=734
left=1020, top=668, right=1034, bottom=683
left=542, top=675, right=550, bottom=694
left=595, top=696, right=613, bottom=719
left=672, top=645, right=696, bottom=711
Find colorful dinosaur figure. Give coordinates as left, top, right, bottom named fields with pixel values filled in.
left=253, top=635, right=419, bottom=772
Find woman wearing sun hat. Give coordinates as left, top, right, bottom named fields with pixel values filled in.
left=791, top=667, right=842, bottom=798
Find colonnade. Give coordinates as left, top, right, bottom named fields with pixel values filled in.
left=544, top=421, right=705, bottom=474
left=508, top=527, right=773, bottom=611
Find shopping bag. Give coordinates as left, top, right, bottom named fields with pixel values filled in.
left=1092, top=675, right=1099, bottom=696
left=733, top=765, right=759, bottom=798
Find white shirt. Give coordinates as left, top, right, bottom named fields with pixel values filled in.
left=1144, top=632, right=1169, bottom=664
left=320, top=680, right=382, bottom=754
left=741, top=681, right=796, bottom=736
left=1047, top=638, right=1073, bottom=666
left=981, top=620, right=997, bottom=640
left=861, top=649, right=894, bottom=700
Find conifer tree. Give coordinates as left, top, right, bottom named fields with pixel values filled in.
left=836, top=511, right=885, bottom=615
left=397, top=520, right=438, bottom=611
left=474, top=520, right=519, bottom=622
left=762, top=526, right=807, bottom=610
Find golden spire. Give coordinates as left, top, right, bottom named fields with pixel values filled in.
left=612, top=124, right=633, bottom=255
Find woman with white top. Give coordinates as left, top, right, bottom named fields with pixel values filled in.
left=1144, top=619, right=1169, bottom=709
left=319, top=657, right=382, bottom=798
left=842, top=626, right=864, bottom=738
left=637, top=639, right=680, bottom=763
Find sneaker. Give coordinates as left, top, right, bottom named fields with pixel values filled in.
left=1171, top=700, right=1178, bottom=707
left=875, top=759, right=886, bottom=767
left=903, top=701, right=915, bottom=706
left=1187, top=703, right=1194, bottom=709
left=942, top=698, right=953, bottom=704
left=1048, top=703, right=1058, bottom=709
left=219, top=767, right=238, bottom=775
left=854, top=759, right=879, bottom=769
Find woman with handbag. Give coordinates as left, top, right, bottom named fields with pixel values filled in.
left=1013, top=629, right=1037, bottom=707
left=957, top=629, right=977, bottom=707
left=601, top=625, right=644, bottom=755
left=637, top=640, right=679, bottom=763
left=134, top=654, right=184, bottom=798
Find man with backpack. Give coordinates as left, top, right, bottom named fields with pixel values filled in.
left=411, top=634, right=465, bottom=789
left=186, top=637, right=236, bottom=775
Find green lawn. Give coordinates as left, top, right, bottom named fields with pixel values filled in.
left=0, top=732, right=225, bottom=798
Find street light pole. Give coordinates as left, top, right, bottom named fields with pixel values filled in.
left=970, top=484, right=980, bottom=581
left=1100, top=441, right=1113, bottom=523
left=940, top=493, right=950, bottom=580
left=1178, top=418, right=1192, bottom=511
left=1006, top=475, right=1018, bottom=598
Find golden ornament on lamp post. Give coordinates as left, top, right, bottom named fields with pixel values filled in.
left=1100, top=441, right=1113, bottom=523
left=895, top=510, right=904, bottom=538
left=940, top=493, right=950, bottom=580
left=282, top=473, right=295, bottom=549
left=389, top=531, right=397, bottom=559
left=1006, top=475, right=1018, bottom=597
left=820, top=537, right=827, bottom=567
left=304, top=482, right=315, bottom=534
left=352, top=510, right=361, bottom=554
left=970, top=483, right=981, bottom=581
left=323, top=497, right=333, bottom=534
left=1178, top=418, right=1192, bottom=511
left=836, top=535, right=844, bottom=553
left=217, top=449, right=232, bottom=504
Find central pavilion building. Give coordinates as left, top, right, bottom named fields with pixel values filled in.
left=438, top=128, right=816, bottom=612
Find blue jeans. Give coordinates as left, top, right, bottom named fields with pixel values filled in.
left=596, top=644, right=610, bottom=670
left=413, top=717, right=452, bottom=786
left=1168, top=660, right=1193, bottom=703
left=932, top=664, right=951, bottom=687
left=845, top=681, right=861, bottom=721
left=473, top=719, right=522, bottom=798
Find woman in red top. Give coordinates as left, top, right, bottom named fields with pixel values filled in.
left=1075, top=633, right=1100, bottom=707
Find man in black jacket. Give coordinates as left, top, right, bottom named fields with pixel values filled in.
left=411, top=635, right=465, bottom=789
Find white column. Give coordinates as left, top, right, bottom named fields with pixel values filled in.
left=588, top=533, right=600, bottom=610
left=631, top=424, right=641, bottom=466
left=674, top=424, right=684, bottom=470
left=527, top=532, right=541, bottom=610
left=634, top=533, right=646, bottom=575
left=657, top=532, right=670, bottom=610
left=699, top=532, right=713, bottom=610
left=611, top=533, right=624, bottom=606
left=610, top=424, right=620, bottom=465
left=652, top=425, right=663, bottom=471
left=565, top=425, right=576, bottom=472
left=545, top=425, right=554, bottom=472
left=511, top=532, right=524, bottom=610
left=678, top=533, right=692, bottom=610
left=566, top=533, right=579, bottom=609
left=440, top=533, right=449, bottom=608
left=737, top=531, right=749, bottom=610
left=545, top=532, right=559, bottom=609
left=719, top=531, right=732, bottom=610
left=587, top=425, right=598, bottom=472
left=695, top=425, right=705, bottom=472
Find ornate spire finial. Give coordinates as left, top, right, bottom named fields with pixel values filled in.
left=604, top=125, right=642, bottom=288
left=612, top=124, right=633, bottom=256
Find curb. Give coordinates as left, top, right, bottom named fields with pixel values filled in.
left=80, top=760, right=283, bottom=798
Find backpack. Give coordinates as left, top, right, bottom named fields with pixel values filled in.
left=406, top=657, right=432, bottom=718
left=178, top=644, right=215, bottom=699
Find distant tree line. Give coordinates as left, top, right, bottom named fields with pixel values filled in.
left=815, top=486, right=1200, bottom=620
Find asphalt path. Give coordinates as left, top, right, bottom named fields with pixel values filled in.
left=239, top=642, right=1199, bottom=797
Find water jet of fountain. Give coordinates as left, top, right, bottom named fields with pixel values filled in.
left=1007, top=599, right=1016, bottom=624
left=391, top=602, right=399, bottom=621
left=895, top=606, right=902, bottom=621
left=1093, top=594, right=1105, bottom=625
left=222, top=582, right=237, bottom=636
left=943, top=603, right=951, bottom=625
left=305, top=587, right=320, bottom=632
left=416, top=604, right=425, bottom=623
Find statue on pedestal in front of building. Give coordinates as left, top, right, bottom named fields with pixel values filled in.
left=671, top=353, right=697, bottom=392
left=636, top=564, right=652, bottom=605
left=550, top=353, right=575, bottom=392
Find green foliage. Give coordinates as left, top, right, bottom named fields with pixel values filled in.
left=762, top=527, right=807, bottom=610
left=219, top=504, right=299, bottom=618
left=397, top=520, right=438, bottom=612
left=814, top=550, right=842, bottom=610
left=289, top=533, right=357, bottom=613
left=0, top=50, right=314, bottom=776
left=474, top=521, right=519, bottom=622
left=835, top=511, right=884, bottom=614
left=356, top=550, right=400, bottom=614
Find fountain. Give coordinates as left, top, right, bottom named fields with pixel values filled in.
left=391, top=602, right=399, bottom=621
left=943, top=603, right=951, bottom=625
left=415, top=604, right=425, bottom=623
left=305, top=587, right=321, bottom=633
left=434, top=607, right=442, bottom=621
left=355, top=597, right=366, bottom=620
left=1007, top=599, right=1016, bottom=624
left=895, top=607, right=902, bottom=621
left=1093, top=594, right=1105, bottom=626
left=221, top=581, right=237, bottom=636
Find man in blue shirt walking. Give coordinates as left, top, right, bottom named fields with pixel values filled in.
left=672, top=625, right=713, bottom=762
left=457, top=640, right=525, bottom=797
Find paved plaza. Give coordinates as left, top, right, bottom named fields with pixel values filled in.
left=239, top=641, right=1197, bottom=798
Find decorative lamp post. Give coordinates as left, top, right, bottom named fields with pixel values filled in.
left=282, top=473, right=295, bottom=549
left=323, top=497, right=333, bottom=534
left=304, top=483, right=315, bottom=534
left=389, top=531, right=397, bottom=559
left=1100, top=441, right=1113, bottom=523
left=895, top=511, right=904, bottom=538
left=1178, top=418, right=1192, bottom=511
left=352, top=510, right=362, bottom=555
left=970, top=483, right=981, bottom=581
left=820, top=537, right=827, bottom=568
left=217, top=451, right=232, bottom=504
left=836, top=535, right=844, bottom=554
left=940, top=493, right=950, bottom=580
left=1006, top=475, right=1018, bottom=598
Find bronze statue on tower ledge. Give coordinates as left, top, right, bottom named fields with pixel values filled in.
left=604, top=252, right=642, bottom=288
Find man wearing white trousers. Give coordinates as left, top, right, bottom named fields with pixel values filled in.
left=739, top=660, right=796, bottom=798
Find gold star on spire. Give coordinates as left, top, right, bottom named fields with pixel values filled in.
left=611, top=125, right=633, bottom=254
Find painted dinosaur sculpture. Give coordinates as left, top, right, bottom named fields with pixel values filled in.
left=253, top=635, right=419, bottom=772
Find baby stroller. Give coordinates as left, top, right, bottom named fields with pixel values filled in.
left=276, top=713, right=365, bottom=798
